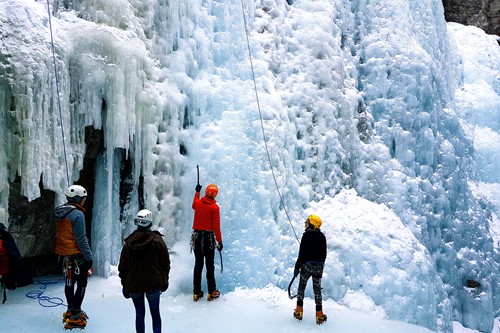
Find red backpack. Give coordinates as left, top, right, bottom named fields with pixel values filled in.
left=0, top=238, right=9, bottom=276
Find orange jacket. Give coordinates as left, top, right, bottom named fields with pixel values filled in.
left=192, top=192, right=222, bottom=243
left=54, top=203, right=92, bottom=259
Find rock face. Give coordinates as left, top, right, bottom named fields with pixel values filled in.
left=6, top=126, right=104, bottom=277
left=8, top=176, right=59, bottom=276
left=443, top=0, right=500, bottom=36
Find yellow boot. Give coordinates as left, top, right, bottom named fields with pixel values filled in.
left=293, top=306, right=303, bottom=321
left=193, top=291, right=204, bottom=302
left=316, top=311, right=327, bottom=325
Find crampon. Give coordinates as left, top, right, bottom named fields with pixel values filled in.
left=193, top=291, right=204, bottom=302
left=293, top=306, right=303, bottom=321
left=64, top=311, right=88, bottom=330
left=207, top=290, right=220, bottom=301
left=315, top=311, right=327, bottom=325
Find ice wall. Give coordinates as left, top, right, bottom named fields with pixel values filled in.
left=0, top=0, right=498, bottom=332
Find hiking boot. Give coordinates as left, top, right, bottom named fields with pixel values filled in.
left=193, top=291, right=204, bottom=302
left=316, top=311, right=327, bottom=325
left=207, top=290, right=220, bottom=301
left=293, top=306, right=303, bottom=321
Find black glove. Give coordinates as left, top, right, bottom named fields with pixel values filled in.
left=83, top=260, right=93, bottom=272
left=161, top=283, right=169, bottom=292
left=122, top=288, right=130, bottom=299
left=195, top=184, right=202, bottom=192
left=217, top=242, right=223, bottom=252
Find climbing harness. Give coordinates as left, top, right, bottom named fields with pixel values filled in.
left=63, top=256, right=84, bottom=283
left=190, top=230, right=215, bottom=253
left=239, top=0, right=300, bottom=244
left=45, top=0, right=70, bottom=187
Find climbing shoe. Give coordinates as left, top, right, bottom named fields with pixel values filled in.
left=315, top=311, right=327, bottom=325
left=293, top=306, right=303, bottom=321
left=193, top=291, right=204, bottom=302
left=207, top=290, right=220, bottom=301
left=64, top=311, right=88, bottom=330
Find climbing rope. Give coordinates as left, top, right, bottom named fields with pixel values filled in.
left=239, top=0, right=300, bottom=244
left=46, top=0, right=70, bottom=187
left=25, top=279, right=66, bottom=307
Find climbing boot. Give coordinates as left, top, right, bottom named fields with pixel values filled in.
left=62, top=310, right=72, bottom=323
left=293, top=306, right=303, bottom=321
left=316, top=311, right=327, bottom=325
left=193, top=291, right=204, bottom=302
left=64, top=311, right=88, bottom=330
left=207, top=290, right=220, bottom=301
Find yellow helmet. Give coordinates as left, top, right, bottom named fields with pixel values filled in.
left=307, top=214, right=322, bottom=229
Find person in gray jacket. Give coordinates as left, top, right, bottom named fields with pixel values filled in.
left=54, top=184, right=93, bottom=329
left=119, top=209, right=170, bottom=333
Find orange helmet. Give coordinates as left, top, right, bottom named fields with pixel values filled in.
left=205, top=184, right=218, bottom=198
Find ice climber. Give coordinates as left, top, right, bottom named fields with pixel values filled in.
left=119, top=209, right=171, bottom=333
left=293, top=214, right=328, bottom=325
left=54, top=184, right=93, bottom=330
left=191, top=183, right=223, bottom=301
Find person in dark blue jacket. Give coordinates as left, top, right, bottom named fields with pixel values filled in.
left=293, top=214, right=327, bottom=325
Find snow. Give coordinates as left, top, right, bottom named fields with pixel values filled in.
left=0, top=276, right=439, bottom=333
left=0, top=0, right=499, bottom=332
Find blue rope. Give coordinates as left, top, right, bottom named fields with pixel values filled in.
left=25, top=280, right=66, bottom=307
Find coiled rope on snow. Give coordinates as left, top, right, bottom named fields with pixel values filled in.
left=25, top=279, right=66, bottom=308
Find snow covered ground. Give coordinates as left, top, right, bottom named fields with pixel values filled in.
left=3, top=275, right=497, bottom=333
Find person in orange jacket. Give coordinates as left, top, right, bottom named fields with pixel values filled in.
left=191, top=183, right=222, bottom=302
left=54, top=185, right=93, bottom=329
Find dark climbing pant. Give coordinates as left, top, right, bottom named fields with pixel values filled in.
left=192, top=230, right=216, bottom=294
left=130, top=288, right=161, bottom=333
left=296, top=262, right=324, bottom=311
left=63, top=255, right=91, bottom=311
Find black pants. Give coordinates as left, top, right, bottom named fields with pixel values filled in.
left=63, top=255, right=91, bottom=311
left=297, top=262, right=324, bottom=311
left=192, top=231, right=216, bottom=294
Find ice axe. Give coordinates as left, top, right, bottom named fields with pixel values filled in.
left=197, top=165, right=200, bottom=186
left=288, top=275, right=298, bottom=299
left=219, top=249, right=223, bottom=274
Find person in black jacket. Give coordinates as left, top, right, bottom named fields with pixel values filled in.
left=0, top=223, right=33, bottom=304
left=118, top=209, right=170, bottom=333
left=293, top=214, right=327, bottom=325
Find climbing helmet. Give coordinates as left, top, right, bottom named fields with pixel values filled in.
left=205, top=184, right=218, bottom=198
left=307, top=214, right=322, bottom=229
left=134, top=209, right=153, bottom=228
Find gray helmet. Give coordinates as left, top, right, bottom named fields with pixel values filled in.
left=134, top=209, right=153, bottom=228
